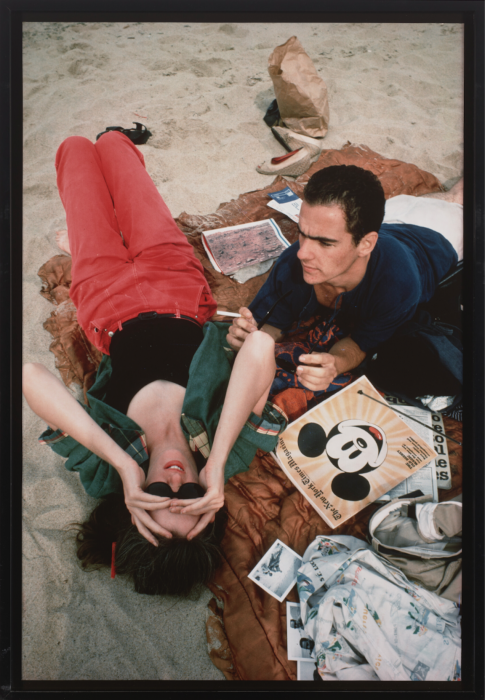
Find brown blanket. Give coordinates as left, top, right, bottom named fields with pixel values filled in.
left=38, top=144, right=459, bottom=681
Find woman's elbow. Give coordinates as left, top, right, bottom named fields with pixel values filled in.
left=22, top=362, right=47, bottom=395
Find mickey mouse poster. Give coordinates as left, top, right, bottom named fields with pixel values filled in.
left=275, top=376, right=437, bottom=528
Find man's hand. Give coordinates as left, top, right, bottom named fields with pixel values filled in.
left=296, top=352, right=338, bottom=392
left=226, top=307, right=257, bottom=351
left=120, top=462, right=174, bottom=546
left=168, top=461, right=225, bottom=540
left=296, top=337, right=366, bottom=391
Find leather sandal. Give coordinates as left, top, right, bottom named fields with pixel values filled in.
left=96, top=122, right=152, bottom=145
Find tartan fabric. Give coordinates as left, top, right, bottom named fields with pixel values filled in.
left=181, top=401, right=288, bottom=472
left=40, top=423, right=149, bottom=469
left=181, top=414, right=212, bottom=459
left=105, top=424, right=149, bottom=466
left=245, top=402, right=288, bottom=436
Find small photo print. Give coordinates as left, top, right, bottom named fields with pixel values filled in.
left=248, top=539, right=303, bottom=603
left=298, top=660, right=318, bottom=681
left=286, top=601, right=316, bottom=661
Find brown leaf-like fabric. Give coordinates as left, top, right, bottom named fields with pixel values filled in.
left=296, top=142, right=444, bottom=198
left=37, top=146, right=457, bottom=680
left=38, top=255, right=103, bottom=403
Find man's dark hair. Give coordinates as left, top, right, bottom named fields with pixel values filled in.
left=70, top=493, right=227, bottom=597
left=303, top=164, right=385, bottom=245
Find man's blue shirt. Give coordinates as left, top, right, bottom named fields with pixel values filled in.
left=249, top=223, right=458, bottom=353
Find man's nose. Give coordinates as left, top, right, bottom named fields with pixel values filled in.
left=297, top=236, right=313, bottom=260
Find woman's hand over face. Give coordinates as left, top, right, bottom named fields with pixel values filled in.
left=121, top=462, right=174, bottom=546
left=168, top=461, right=225, bottom=540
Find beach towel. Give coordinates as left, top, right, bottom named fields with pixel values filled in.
left=37, top=144, right=460, bottom=681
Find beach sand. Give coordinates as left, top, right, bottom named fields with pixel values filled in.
left=22, top=20, right=464, bottom=681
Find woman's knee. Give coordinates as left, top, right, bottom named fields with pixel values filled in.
left=55, top=135, right=94, bottom=169
left=95, top=130, right=145, bottom=166
left=244, top=329, right=275, bottom=356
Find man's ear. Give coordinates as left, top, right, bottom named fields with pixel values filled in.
left=357, top=231, right=378, bottom=256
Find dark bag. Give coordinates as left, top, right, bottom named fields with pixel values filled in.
left=366, top=309, right=462, bottom=401
left=263, top=98, right=281, bottom=127
left=366, top=262, right=463, bottom=411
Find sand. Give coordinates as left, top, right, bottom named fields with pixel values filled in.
left=22, top=21, right=464, bottom=681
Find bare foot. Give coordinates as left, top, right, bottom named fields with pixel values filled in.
left=55, top=229, right=71, bottom=255
left=420, top=177, right=463, bottom=205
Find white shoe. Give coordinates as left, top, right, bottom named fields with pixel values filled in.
left=271, top=126, right=324, bottom=160
left=256, top=147, right=313, bottom=177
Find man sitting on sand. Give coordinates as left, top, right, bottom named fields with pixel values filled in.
left=227, top=165, right=463, bottom=396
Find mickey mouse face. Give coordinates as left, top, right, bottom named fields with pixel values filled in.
left=327, top=420, right=387, bottom=502
left=326, top=419, right=387, bottom=473
left=296, top=419, right=388, bottom=502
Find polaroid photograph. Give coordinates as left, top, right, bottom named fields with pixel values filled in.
left=248, top=540, right=303, bottom=602
left=286, top=601, right=316, bottom=661
left=298, top=660, right=318, bottom=681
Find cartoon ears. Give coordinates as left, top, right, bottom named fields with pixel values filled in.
left=297, top=421, right=375, bottom=501
left=297, top=423, right=327, bottom=457
left=331, top=473, right=371, bottom=501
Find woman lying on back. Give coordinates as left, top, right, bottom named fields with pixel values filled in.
left=23, top=131, right=287, bottom=597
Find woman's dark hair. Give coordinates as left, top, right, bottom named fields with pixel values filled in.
left=71, top=494, right=227, bottom=597
left=303, top=164, right=385, bottom=245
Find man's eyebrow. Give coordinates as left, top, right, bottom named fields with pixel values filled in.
left=297, top=225, right=338, bottom=244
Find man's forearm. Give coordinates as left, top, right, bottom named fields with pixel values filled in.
left=329, top=336, right=366, bottom=374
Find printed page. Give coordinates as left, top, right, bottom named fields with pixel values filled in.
left=201, top=218, right=289, bottom=275
left=383, top=395, right=452, bottom=492
left=378, top=406, right=438, bottom=502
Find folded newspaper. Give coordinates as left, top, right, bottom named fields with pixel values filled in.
left=201, top=218, right=290, bottom=276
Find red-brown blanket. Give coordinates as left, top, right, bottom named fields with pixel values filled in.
left=38, top=144, right=461, bottom=681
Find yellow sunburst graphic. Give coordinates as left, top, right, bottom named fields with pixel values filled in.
left=275, top=376, right=437, bottom=527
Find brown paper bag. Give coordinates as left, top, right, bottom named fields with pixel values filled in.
left=268, top=36, right=330, bottom=139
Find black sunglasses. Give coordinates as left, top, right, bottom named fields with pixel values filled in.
left=145, top=482, right=206, bottom=500
left=275, top=335, right=324, bottom=374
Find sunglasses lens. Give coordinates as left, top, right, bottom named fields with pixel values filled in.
left=145, top=482, right=206, bottom=500
left=177, top=483, right=206, bottom=499
left=145, top=482, right=173, bottom=498
left=276, top=357, right=296, bottom=373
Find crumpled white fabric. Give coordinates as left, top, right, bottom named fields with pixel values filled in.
left=296, top=535, right=461, bottom=681
left=230, top=258, right=275, bottom=283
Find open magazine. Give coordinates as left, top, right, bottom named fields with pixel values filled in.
left=201, top=218, right=290, bottom=275
left=273, top=376, right=437, bottom=529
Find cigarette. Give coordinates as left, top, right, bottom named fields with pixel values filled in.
left=216, top=310, right=242, bottom=318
